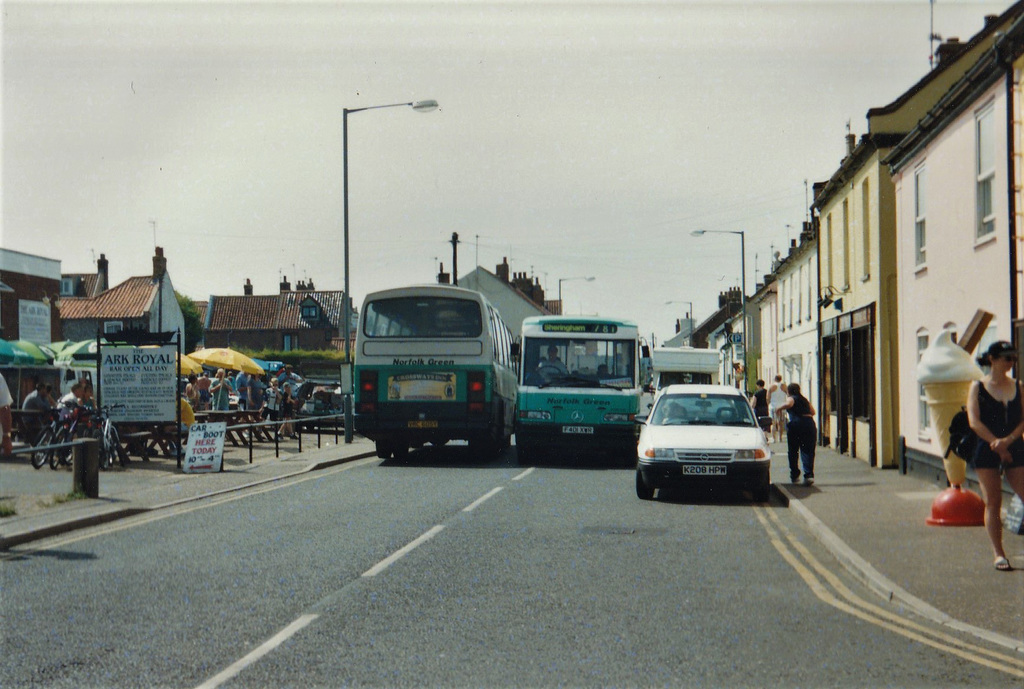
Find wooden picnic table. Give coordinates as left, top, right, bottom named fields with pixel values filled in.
left=116, top=421, right=184, bottom=460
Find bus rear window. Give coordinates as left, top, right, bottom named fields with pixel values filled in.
left=363, top=297, right=483, bottom=338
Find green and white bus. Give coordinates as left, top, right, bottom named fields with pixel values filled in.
left=515, top=316, right=642, bottom=463
left=354, top=284, right=517, bottom=459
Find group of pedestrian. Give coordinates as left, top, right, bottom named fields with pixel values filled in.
left=182, top=365, right=302, bottom=439
left=751, top=374, right=817, bottom=486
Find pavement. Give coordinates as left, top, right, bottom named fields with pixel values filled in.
left=1, top=433, right=1022, bottom=654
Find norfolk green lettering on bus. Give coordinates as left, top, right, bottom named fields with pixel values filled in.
left=392, top=358, right=455, bottom=366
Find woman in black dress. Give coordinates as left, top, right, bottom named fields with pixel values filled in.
left=966, top=341, right=1024, bottom=572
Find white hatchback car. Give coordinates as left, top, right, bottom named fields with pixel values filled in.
left=635, top=384, right=772, bottom=501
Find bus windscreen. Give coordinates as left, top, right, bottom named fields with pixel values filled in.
left=363, top=297, right=483, bottom=338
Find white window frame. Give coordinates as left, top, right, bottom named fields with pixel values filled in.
left=914, top=166, right=927, bottom=267
left=103, top=321, right=123, bottom=334
left=976, top=105, right=995, bottom=240
left=917, top=332, right=930, bottom=433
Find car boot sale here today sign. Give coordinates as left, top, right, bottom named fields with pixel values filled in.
left=182, top=422, right=226, bottom=474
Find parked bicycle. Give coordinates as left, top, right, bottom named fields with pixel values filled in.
left=50, top=405, right=93, bottom=470
left=90, top=404, right=128, bottom=469
left=30, top=408, right=62, bottom=470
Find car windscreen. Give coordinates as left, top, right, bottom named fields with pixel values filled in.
left=363, top=297, right=483, bottom=338
left=650, top=393, right=757, bottom=427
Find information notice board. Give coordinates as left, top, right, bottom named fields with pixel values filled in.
left=101, top=345, right=178, bottom=423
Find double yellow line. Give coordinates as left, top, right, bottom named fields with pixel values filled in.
left=754, top=506, right=1024, bottom=678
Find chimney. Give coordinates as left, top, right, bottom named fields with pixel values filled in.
left=437, top=263, right=450, bottom=284
left=496, top=257, right=510, bottom=282
left=936, top=38, right=965, bottom=64
left=280, top=276, right=291, bottom=293
left=97, top=253, right=109, bottom=293
left=984, top=15, right=998, bottom=28
left=152, top=246, right=167, bottom=279
left=845, top=133, right=856, bottom=157
left=244, top=278, right=253, bottom=296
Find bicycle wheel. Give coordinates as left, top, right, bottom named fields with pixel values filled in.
left=31, top=426, right=55, bottom=469
left=110, top=426, right=129, bottom=468
left=50, top=426, right=70, bottom=470
left=94, top=427, right=112, bottom=469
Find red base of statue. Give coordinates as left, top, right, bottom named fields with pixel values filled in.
left=926, top=485, right=986, bottom=526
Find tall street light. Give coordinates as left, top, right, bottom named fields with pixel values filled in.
left=343, top=99, right=439, bottom=442
left=691, top=229, right=748, bottom=392
left=558, top=276, right=595, bottom=314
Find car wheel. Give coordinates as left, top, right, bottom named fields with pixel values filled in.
left=635, top=470, right=655, bottom=500
left=516, top=442, right=531, bottom=465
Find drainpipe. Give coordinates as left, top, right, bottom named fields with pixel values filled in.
left=1005, top=52, right=1020, bottom=339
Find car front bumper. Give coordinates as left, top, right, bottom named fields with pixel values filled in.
left=637, top=458, right=770, bottom=489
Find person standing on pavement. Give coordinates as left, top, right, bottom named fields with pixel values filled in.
left=779, top=382, right=817, bottom=485
left=195, top=371, right=212, bottom=411
left=769, top=375, right=788, bottom=443
left=966, top=340, right=1024, bottom=572
left=262, top=377, right=280, bottom=423
left=210, top=368, right=234, bottom=412
left=750, top=379, right=771, bottom=437
left=280, top=382, right=296, bottom=438
left=0, top=373, right=13, bottom=456
left=249, top=373, right=265, bottom=413
left=234, top=370, right=251, bottom=411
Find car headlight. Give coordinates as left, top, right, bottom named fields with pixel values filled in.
left=643, top=447, right=676, bottom=459
left=734, top=448, right=768, bottom=460
left=519, top=410, right=551, bottom=420
left=603, top=412, right=634, bottom=422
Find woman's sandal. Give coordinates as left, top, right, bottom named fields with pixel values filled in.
left=994, top=557, right=1013, bottom=572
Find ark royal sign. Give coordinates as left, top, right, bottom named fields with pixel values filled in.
left=101, top=345, right=178, bottom=423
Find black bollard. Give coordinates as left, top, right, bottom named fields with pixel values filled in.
left=72, top=438, right=100, bottom=498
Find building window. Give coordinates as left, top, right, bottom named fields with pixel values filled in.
left=976, top=105, right=995, bottom=239
left=103, top=321, right=123, bottom=334
left=842, top=199, right=850, bottom=289
left=61, top=277, right=75, bottom=296
left=861, top=179, right=870, bottom=279
left=283, top=334, right=296, bottom=351
left=917, top=332, right=929, bottom=432
left=797, top=267, right=803, bottom=323
left=301, top=304, right=319, bottom=320
left=914, top=166, right=926, bottom=266
left=826, top=214, right=834, bottom=289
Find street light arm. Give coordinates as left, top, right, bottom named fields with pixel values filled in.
left=345, top=100, right=439, bottom=116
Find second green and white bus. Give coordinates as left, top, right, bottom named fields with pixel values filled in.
left=354, top=284, right=517, bottom=459
left=515, top=316, right=642, bottom=463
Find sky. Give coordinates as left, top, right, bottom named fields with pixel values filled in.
left=1, top=0, right=1015, bottom=344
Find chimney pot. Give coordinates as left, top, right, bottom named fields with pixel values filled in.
left=244, top=278, right=253, bottom=296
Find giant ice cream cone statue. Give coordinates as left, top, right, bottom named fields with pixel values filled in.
left=915, top=330, right=983, bottom=486
left=916, top=329, right=986, bottom=526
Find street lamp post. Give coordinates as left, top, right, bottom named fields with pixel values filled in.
left=343, top=99, right=438, bottom=443
left=557, top=276, right=595, bottom=314
left=691, top=229, right=747, bottom=392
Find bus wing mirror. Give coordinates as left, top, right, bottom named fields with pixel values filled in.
left=641, top=345, right=650, bottom=358
left=511, top=341, right=521, bottom=360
